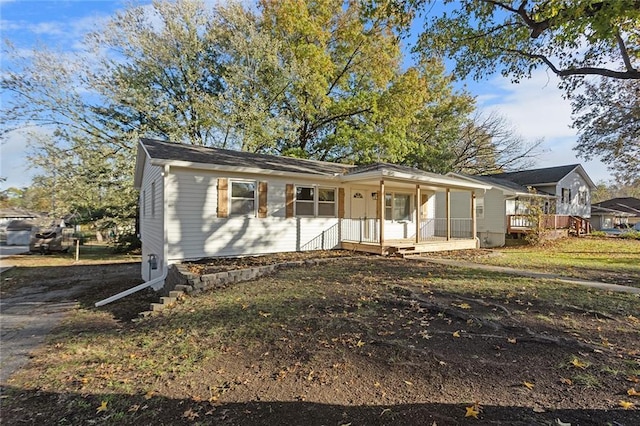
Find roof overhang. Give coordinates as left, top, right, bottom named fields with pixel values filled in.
left=149, top=158, right=341, bottom=182
left=341, top=169, right=490, bottom=192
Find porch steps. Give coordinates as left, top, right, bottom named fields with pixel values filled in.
left=138, top=289, right=187, bottom=318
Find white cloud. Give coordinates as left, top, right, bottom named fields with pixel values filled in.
left=0, top=127, right=45, bottom=189
left=476, top=70, right=613, bottom=183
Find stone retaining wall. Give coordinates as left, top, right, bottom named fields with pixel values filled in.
left=164, top=257, right=355, bottom=296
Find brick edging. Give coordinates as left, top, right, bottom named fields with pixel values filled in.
left=137, top=256, right=361, bottom=319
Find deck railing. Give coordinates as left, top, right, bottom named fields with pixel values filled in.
left=507, top=215, right=573, bottom=233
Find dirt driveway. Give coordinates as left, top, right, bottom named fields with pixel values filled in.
left=0, top=262, right=143, bottom=383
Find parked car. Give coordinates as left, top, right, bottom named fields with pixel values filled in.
left=601, top=223, right=637, bottom=236
left=29, top=223, right=74, bottom=253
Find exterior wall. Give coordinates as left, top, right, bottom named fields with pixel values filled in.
left=477, top=188, right=507, bottom=248
left=165, top=168, right=343, bottom=260
left=555, top=171, right=591, bottom=218
left=139, top=157, right=165, bottom=281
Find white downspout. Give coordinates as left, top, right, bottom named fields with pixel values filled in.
left=95, top=165, right=170, bottom=307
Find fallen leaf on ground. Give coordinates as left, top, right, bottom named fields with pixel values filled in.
left=258, top=311, right=271, bottom=317
left=618, top=400, right=634, bottom=409
left=627, top=388, right=639, bottom=396
left=555, top=419, right=571, bottom=426
left=452, top=331, right=461, bottom=338
left=96, top=401, right=108, bottom=413
left=507, top=338, right=517, bottom=344
left=464, top=404, right=480, bottom=419
left=523, top=381, right=534, bottom=390
left=570, top=358, right=587, bottom=369
left=356, top=340, right=365, bottom=347
left=144, top=390, right=154, bottom=400
left=183, top=408, right=200, bottom=420
left=560, top=377, right=573, bottom=386
left=403, top=380, right=413, bottom=386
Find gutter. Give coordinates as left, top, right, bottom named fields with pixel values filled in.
left=95, top=164, right=171, bottom=308
left=94, top=270, right=167, bottom=307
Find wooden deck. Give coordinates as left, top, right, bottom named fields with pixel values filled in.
left=341, top=238, right=478, bottom=257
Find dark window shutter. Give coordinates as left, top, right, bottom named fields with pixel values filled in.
left=258, top=181, right=268, bottom=218
left=285, top=184, right=294, bottom=218
left=217, top=178, right=228, bottom=218
left=338, top=188, right=345, bottom=218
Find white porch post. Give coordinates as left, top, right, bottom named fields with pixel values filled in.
left=415, top=185, right=421, bottom=244
left=471, top=191, right=477, bottom=242
left=379, top=180, right=385, bottom=246
left=446, top=188, right=451, bottom=241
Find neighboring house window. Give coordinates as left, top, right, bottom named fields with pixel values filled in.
left=230, top=181, right=256, bottom=215
left=476, top=197, right=484, bottom=219
left=385, top=193, right=411, bottom=221
left=295, top=186, right=337, bottom=217
left=561, top=188, right=572, bottom=204
left=578, top=190, right=587, bottom=205
left=151, top=181, right=156, bottom=217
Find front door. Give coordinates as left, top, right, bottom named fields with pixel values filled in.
left=351, top=189, right=367, bottom=219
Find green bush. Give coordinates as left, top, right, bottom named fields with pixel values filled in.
left=111, top=232, right=141, bottom=253
left=619, top=231, right=640, bottom=240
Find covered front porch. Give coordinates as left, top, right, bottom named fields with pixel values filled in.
left=336, top=165, right=490, bottom=255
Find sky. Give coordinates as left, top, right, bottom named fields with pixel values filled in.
left=0, top=0, right=611, bottom=190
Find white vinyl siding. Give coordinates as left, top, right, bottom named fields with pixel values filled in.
left=165, top=169, right=341, bottom=260
left=139, top=158, right=164, bottom=281
left=556, top=171, right=592, bottom=217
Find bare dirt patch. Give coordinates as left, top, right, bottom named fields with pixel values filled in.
left=2, top=256, right=639, bottom=425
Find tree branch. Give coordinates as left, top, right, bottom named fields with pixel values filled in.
left=505, top=48, right=640, bottom=79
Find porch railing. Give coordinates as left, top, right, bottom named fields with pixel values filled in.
left=341, top=218, right=474, bottom=243
left=340, top=218, right=380, bottom=243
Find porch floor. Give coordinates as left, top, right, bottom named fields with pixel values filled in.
left=341, top=238, right=478, bottom=256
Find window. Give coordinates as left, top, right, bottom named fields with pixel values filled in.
left=230, top=181, right=255, bottom=215
left=295, top=186, right=336, bottom=217
left=475, top=197, right=484, bottom=219
left=295, top=186, right=315, bottom=216
left=151, top=181, right=156, bottom=217
left=578, top=190, right=587, bottom=205
left=561, top=188, right=572, bottom=204
left=318, top=188, right=336, bottom=217
left=385, top=193, right=411, bottom=221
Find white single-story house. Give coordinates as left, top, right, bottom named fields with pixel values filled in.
left=446, top=164, right=596, bottom=247
left=132, top=138, right=490, bottom=287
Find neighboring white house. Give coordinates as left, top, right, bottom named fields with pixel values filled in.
left=133, top=138, right=490, bottom=285
left=446, top=164, right=596, bottom=247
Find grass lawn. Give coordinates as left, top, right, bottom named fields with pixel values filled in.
left=470, top=237, right=640, bottom=288
left=2, top=252, right=639, bottom=425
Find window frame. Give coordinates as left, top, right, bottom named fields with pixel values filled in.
left=475, top=196, right=485, bottom=219
left=561, top=188, right=572, bottom=204
left=151, top=181, right=156, bottom=218
left=294, top=185, right=337, bottom=218
left=384, top=192, right=412, bottom=221
left=229, top=179, right=257, bottom=216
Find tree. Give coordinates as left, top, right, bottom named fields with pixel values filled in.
left=572, top=78, right=639, bottom=186
left=1, top=0, right=542, bottom=231
left=410, top=0, right=639, bottom=93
